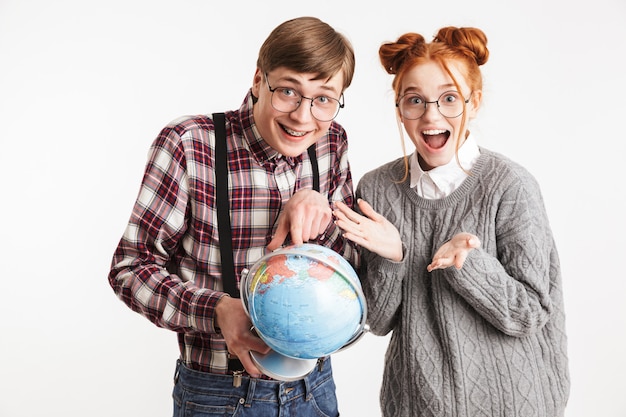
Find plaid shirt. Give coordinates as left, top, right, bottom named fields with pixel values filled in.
left=109, top=90, right=357, bottom=374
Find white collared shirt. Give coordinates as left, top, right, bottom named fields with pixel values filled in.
left=410, top=134, right=480, bottom=199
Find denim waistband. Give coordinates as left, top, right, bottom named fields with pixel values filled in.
left=174, top=357, right=333, bottom=405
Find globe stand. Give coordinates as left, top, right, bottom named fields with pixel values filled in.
left=249, top=350, right=317, bottom=382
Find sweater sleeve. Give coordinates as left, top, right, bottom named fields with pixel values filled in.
left=359, top=247, right=407, bottom=336
left=441, top=164, right=556, bottom=337
left=355, top=165, right=409, bottom=336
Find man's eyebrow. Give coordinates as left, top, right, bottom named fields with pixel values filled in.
left=276, top=75, right=340, bottom=95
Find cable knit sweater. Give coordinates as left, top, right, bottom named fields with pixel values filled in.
left=357, top=148, right=569, bottom=417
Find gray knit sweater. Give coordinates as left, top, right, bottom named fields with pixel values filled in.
left=356, top=148, right=569, bottom=417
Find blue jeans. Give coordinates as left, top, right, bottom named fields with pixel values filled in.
left=172, top=358, right=339, bottom=417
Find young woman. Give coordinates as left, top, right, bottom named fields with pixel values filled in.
left=334, top=27, right=570, bottom=417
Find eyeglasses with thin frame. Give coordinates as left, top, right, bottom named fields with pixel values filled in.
left=264, top=73, right=344, bottom=122
left=396, top=90, right=472, bottom=120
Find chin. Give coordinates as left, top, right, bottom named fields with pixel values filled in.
left=279, top=137, right=318, bottom=157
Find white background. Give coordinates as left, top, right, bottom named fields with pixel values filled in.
left=1, top=1, right=625, bottom=416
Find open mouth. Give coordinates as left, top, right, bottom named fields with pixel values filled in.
left=281, top=124, right=308, bottom=137
left=422, top=129, right=450, bottom=149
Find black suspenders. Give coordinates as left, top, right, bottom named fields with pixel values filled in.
left=213, top=112, right=238, bottom=298
left=212, top=113, right=319, bottom=298
left=307, top=144, right=320, bottom=193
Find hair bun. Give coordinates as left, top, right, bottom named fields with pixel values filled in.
left=434, top=27, right=489, bottom=66
left=379, top=33, right=426, bottom=75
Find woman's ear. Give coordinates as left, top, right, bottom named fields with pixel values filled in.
left=468, top=89, right=482, bottom=118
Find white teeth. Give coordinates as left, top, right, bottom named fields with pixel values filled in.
left=422, top=129, right=447, bottom=135
left=282, top=125, right=307, bottom=137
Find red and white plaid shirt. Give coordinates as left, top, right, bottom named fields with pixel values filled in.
left=109, top=90, right=358, bottom=374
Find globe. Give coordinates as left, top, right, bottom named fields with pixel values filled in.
left=240, top=243, right=367, bottom=366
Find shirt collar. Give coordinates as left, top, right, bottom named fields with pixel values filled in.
left=239, top=90, right=303, bottom=167
left=409, top=133, right=480, bottom=198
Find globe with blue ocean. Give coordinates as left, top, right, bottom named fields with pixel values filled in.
left=241, top=243, right=367, bottom=364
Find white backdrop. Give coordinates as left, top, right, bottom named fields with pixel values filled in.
left=1, top=1, right=625, bottom=416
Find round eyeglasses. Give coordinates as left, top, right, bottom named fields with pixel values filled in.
left=396, top=90, right=471, bottom=120
left=265, top=74, right=344, bottom=122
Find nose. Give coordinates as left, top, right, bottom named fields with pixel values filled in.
left=422, top=100, right=441, bottom=119
left=290, top=97, right=314, bottom=122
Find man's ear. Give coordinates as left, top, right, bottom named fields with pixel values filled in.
left=251, top=68, right=263, bottom=97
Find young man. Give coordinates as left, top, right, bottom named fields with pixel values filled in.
left=108, top=17, right=357, bottom=417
